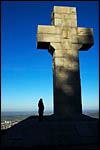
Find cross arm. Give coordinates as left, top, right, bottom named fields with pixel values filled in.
left=37, top=25, right=61, bottom=49
left=77, top=27, right=94, bottom=50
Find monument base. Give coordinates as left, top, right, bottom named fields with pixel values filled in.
left=1, top=115, right=98, bottom=150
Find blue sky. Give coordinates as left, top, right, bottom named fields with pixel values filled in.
left=1, top=1, right=99, bottom=112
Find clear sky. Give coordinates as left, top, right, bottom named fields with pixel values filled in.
left=1, top=1, right=99, bottom=113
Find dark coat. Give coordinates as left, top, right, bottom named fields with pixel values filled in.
left=38, top=100, right=44, bottom=113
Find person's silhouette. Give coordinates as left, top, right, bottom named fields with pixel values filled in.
left=38, top=98, right=44, bottom=121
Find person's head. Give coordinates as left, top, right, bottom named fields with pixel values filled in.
left=40, top=98, right=43, bottom=102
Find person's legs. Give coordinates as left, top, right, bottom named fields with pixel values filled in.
left=39, top=111, right=43, bottom=121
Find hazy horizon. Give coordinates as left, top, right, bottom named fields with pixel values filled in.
left=1, top=110, right=99, bottom=121
left=1, top=109, right=99, bottom=113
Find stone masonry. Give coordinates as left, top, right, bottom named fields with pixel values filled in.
left=37, top=6, right=94, bottom=116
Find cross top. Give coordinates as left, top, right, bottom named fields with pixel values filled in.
left=37, top=6, right=93, bottom=52
left=36, top=6, right=94, bottom=116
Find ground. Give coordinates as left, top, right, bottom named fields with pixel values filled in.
left=1, top=114, right=99, bottom=150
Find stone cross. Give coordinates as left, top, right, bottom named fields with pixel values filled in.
left=37, top=6, right=94, bottom=116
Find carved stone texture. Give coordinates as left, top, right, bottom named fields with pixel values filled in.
left=37, top=6, right=94, bottom=116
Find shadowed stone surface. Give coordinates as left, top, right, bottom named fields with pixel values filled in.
left=37, top=6, right=94, bottom=116
left=1, top=115, right=98, bottom=150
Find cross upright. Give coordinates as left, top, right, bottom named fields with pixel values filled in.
left=37, top=6, right=94, bottom=116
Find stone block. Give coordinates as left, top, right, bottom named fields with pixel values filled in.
left=71, top=50, right=79, bottom=60
left=62, top=26, right=77, bottom=31
left=62, top=19, right=77, bottom=27
left=71, top=35, right=79, bottom=44
left=71, top=19, right=77, bottom=27
left=37, top=33, right=61, bottom=43
left=66, top=28, right=77, bottom=39
left=53, top=6, right=76, bottom=15
left=71, top=62, right=79, bottom=71
left=63, top=50, right=79, bottom=62
left=57, top=69, right=80, bottom=83
left=58, top=84, right=81, bottom=96
left=79, top=36, right=94, bottom=50
left=64, top=14, right=77, bottom=20
left=62, top=19, right=72, bottom=27
left=50, top=42, right=63, bottom=50
left=78, top=28, right=93, bottom=36
left=61, top=85, right=81, bottom=96
left=55, top=70, right=67, bottom=81
left=72, top=44, right=82, bottom=50
left=60, top=19, right=77, bottom=27
left=54, top=57, right=64, bottom=67
left=62, top=30, right=68, bottom=39
left=64, top=63, right=72, bottom=71
left=54, top=71, right=66, bottom=87
left=61, top=84, right=74, bottom=96
left=63, top=60, right=79, bottom=72
left=78, top=35, right=90, bottom=44
left=63, top=58, right=73, bottom=66
left=53, top=13, right=77, bottom=20
left=54, top=13, right=63, bottom=19
left=71, top=14, right=77, bottom=20
left=64, top=60, right=79, bottom=71
left=70, top=7, right=76, bottom=14
left=62, top=39, right=72, bottom=49
left=53, top=6, right=70, bottom=14
left=54, top=18, right=62, bottom=26
left=54, top=49, right=78, bottom=60
left=54, top=50, right=72, bottom=57
left=70, top=27, right=77, bottom=35
left=64, top=49, right=75, bottom=56
left=37, top=25, right=61, bottom=34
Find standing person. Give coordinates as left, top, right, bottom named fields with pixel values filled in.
left=38, top=98, right=44, bottom=121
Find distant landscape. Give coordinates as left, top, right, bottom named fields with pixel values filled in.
left=1, top=110, right=99, bottom=121
left=83, top=110, right=99, bottom=119
left=1, top=111, right=53, bottom=121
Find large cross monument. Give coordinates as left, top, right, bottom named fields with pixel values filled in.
left=37, top=6, right=94, bottom=116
